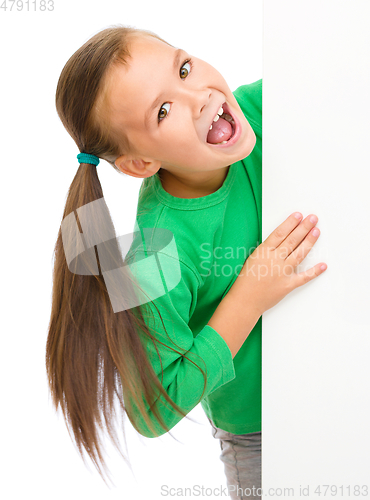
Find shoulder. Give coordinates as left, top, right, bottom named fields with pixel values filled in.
left=126, top=225, right=202, bottom=296
left=233, top=79, right=262, bottom=107
left=233, top=79, right=262, bottom=130
left=128, top=206, right=203, bottom=285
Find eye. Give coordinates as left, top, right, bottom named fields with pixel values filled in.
left=158, top=102, right=170, bottom=121
left=180, top=60, right=192, bottom=79
left=157, top=58, right=193, bottom=123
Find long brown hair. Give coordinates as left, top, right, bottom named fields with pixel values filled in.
left=46, top=25, right=208, bottom=486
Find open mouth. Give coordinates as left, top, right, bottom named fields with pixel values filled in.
left=206, top=102, right=239, bottom=147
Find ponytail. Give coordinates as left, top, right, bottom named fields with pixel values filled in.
left=46, top=26, right=207, bottom=486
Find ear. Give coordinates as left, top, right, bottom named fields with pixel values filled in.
left=114, top=154, right=161, bottom=178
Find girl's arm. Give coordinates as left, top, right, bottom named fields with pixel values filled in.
left=122, top=249, right=236, bottom=438
left=123, top=211, right=325, bottom=437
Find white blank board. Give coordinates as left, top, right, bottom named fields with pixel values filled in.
left=262, top=0, right=370, bottom=495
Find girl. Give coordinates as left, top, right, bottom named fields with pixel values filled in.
left=46, top=25, right=327, bottom=497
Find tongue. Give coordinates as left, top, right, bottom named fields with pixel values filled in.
left=206, top=117, right=233, bottom=144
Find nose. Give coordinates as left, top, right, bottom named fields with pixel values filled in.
left=198, top=90, right=212, bottom=115
left=180, top=86, right=211, bottom=118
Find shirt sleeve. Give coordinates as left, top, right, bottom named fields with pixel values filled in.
left=123, top=248, right=236, bottom=438
left=233, top=79, right=262, bottom=133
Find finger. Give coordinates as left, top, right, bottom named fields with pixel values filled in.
left=292, top=262, right=327, bottom=289
left=263, top=212, right=303, bottom=250
left=278, top=214, right=318, bottom=259
left=285, top=226, right=320, bottom=267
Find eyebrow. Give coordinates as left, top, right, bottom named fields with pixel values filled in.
left=144, top=48, right=183, bottom=125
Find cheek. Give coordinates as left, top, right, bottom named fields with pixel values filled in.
left=164, top=122, right=196, bottom=146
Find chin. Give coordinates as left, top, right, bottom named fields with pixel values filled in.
left=238, top=126, right=257, bottom=161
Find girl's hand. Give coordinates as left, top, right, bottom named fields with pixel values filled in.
left=229, top=212, right=327, bottom=316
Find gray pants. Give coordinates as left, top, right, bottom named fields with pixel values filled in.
left=208, top=418, right=262, bottom=499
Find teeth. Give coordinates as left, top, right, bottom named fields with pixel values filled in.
left=209, top=105, right=225, bottom=132
left=221, top=141, right=228, bottom=144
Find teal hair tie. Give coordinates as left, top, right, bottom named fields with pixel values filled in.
left=77, top=152, right=100, bottom=166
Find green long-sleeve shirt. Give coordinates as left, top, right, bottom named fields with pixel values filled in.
left=124, top=79, right=262, bottom=437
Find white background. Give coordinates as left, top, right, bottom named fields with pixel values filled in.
left=0, top=1, right=262, bottom=499
left=262, top=0, right=370, bottom=495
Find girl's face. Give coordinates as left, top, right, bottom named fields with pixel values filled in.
left=104, top=35, right=256, bottom=180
